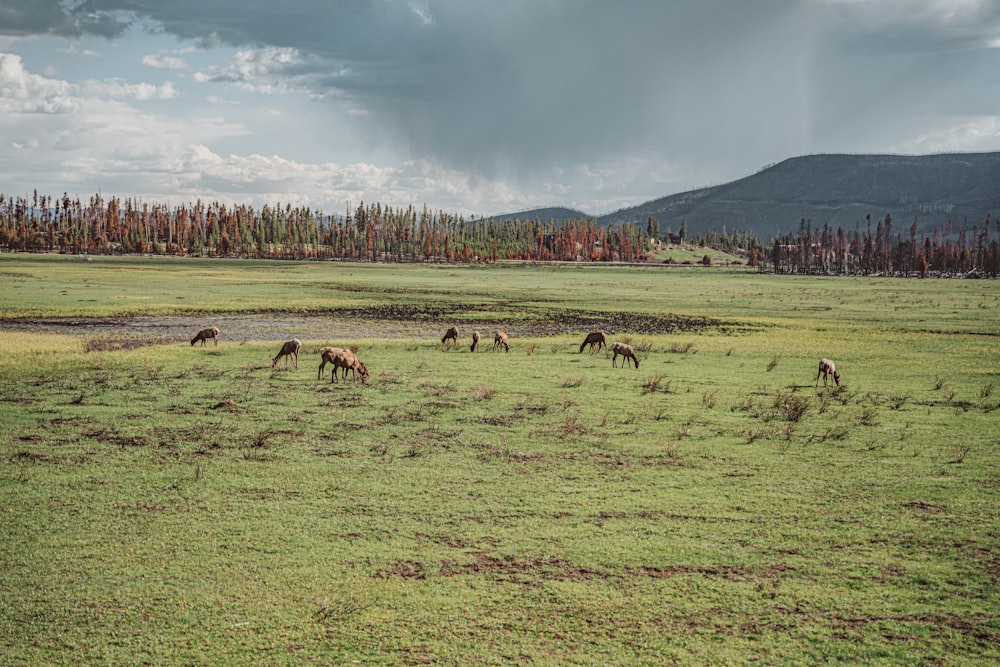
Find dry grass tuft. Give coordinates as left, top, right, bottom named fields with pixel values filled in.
left=641, top=374, right=673, bottom=394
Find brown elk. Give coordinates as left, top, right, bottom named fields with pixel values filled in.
left=492, top=331, right=510, bottom=353
left=272, top=339, right=301, bottom=368
left=441, top=326, right=459, bottom=349
left=470, top=330, right=481, bottom=352
left=816, top=358, right=840, bottom=387
left=317, top=346, right=346, bottom=380
left=611, top=342, right=639, bottom=368
left=332, top=349, right=369, bottom=384
left=579, top=331, right=607, bottom=355
left=190, top=326, right=220, bottom=347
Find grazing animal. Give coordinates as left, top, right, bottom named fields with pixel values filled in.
left=318, top=346, right=346, bottom=380
left=470, top=330, right=481, bottom=352
left=329, top=348, right=369, bottom=384
left=579, top=331, right=607, bottom=355
left=441, top=326, right=459, bottom=349
left=492, top=331, right=510, bottom=353
left=272, top=339, right=301, bottom=368
left=611, top=342, right=639, bottom=368
left=191, top=326, right=220, bottom=347
left=347, top=359, right=370, bottom=384
left=816, top=358, right=840, bottom=387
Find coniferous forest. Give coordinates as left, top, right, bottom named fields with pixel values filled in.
left=1, top=191, right=996, bottom=277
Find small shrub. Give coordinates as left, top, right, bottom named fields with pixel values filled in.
left=978, top=383, right=994, bottom=401
left=950, top=446, right=969, bottom=464
left=887, top=393, right=908, bottom=410
left=561, top=414, right=587, bottom=437
left=241, top=430, right=277, bottom=461
left=669, top=341, right=694, bottom=354
left=701, top=389, right=718, bottom=408
left=475, top=384, right=497, bottom=400
left=247, top=429, right=274, bottom=449
left=829, top=384, right=851, bottom=404
left=525, top=343, right=537, bottom=356
left=766, top=356, right=779, bottom=372
left=731, top=395, right=759, bottom=418
left=773, top=394, right=810, bottom=422
left=857, top=406, right=879, bottom=426
left=641, top=374, right=662, bottom=393
left=933, top=376, right=945, bottom=390
left=561, top=376, right=585, bottom=388
left=403, top=444, right=425, bottom=458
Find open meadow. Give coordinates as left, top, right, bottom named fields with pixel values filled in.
left=1, top=254, right=998, bottom=665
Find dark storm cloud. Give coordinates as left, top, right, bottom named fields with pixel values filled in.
left=0, top=0, right=130, bottom=37
left=4, top=1, right=999, bottom=194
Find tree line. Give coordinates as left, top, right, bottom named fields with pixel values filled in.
left=0, top=191, right=996, bottom=276
left=0, top=192, right=645, bottom=263
left=768, top=214, right=999, bottom=277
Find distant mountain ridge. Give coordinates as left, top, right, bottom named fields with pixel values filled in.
left=486, top=207, right=589, bottom=225
left=496, top=153, right=1000, bottom=239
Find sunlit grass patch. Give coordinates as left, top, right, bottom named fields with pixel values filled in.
left=0, top=331, right=83, bottom=362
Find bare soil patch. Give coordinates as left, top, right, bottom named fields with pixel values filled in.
left=0, top=308, right=735, bottom=349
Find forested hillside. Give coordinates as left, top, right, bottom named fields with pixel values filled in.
left=597, top=152, right=1000, bottom=239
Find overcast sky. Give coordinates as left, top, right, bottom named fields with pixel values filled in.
left=1, top=1, right=998, bottom=217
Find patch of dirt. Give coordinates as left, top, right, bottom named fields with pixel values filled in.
left=0, top=307, right=739, bottom=349
left=374, top=560, right=427, bottom=580
left=439, top=553, right=601, bottom=581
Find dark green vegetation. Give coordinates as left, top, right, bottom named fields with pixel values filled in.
left=598, top=152, right=1000, bottom=240
left=1, top=255, right=998, bottom=665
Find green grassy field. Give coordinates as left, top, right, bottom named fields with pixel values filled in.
left=1, top=254, right=998, bottom=665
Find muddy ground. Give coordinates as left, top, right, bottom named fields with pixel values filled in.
left=0, top=307, right=733, bottom=351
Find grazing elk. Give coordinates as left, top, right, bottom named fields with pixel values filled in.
left=191, top=326, right=220, bottom=347
left=272, top=339, right=301, bottom=369
left=342, top=358, right=369, bottom=384
left=816, top=358, right=841, bottom=387
left=441, top=326, right=459, bottom=349
left=579, top=331, right=607, bottom=355
left=492, top=331, right=510, bottom=353
left=611, top=342, right=639, bottom=368
left=470, top=330, right=481, bottom=353
left=328, top=347, right=369, bottom=384
left=318, top=346, right=346, bottom=380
